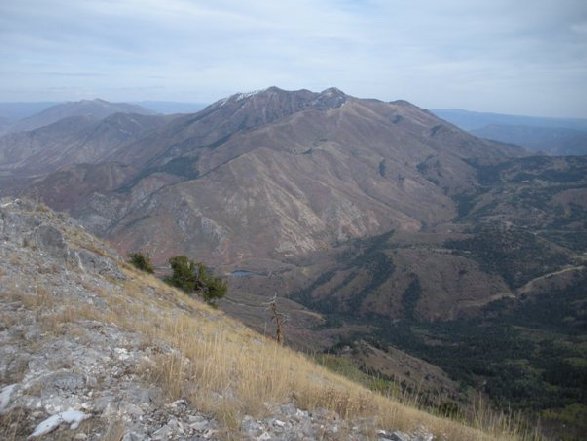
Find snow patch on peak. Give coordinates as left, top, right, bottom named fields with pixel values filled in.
left=321, top=87, right=345, bottom=96
left=233, top=88, right=267, bottom=102
left=313, top=87, right=347, bottom=109
left=215, top=97, right=229, bottom=107
left=215, top=88, right=266, bottom=107
left=77, top=98, right=109, bottom=106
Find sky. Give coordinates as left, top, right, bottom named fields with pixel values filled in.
left=1, top=0, right=586, bottom=118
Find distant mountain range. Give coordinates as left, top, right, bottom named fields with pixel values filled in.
left=0, top=102, right=60, bottom=123
left=0, top=100, right=206, bottom=135
left=1, top=89, right=583, bottom=322
left=0, top=89, right=585, bottom=437
left=2, top=88, right=525, bottom=263
left=470, top=124, right=587, bottom=155
left=6, top=99, right=156, bottom=134
left=5, top=101, right=586, bottom=155
left=0, top=90, right=582, bottom=303
left=432, top=109, right=587, bottom=155
left=134, top=101, right=207, bottom=114
left=431, top=109, right=587, bottom=131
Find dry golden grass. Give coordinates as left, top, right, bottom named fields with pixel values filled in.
left=3, top=246, right=542, bottom=441
left=84, top=265, right=543, bottom=441
left=0, top=407, right=28, bottom=441
left=102, top=419, right=126, bottom=441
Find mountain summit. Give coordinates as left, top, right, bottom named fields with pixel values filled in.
left=213, top=86, right=347, bottom=111
left=100, top=87, right=523, bottom=264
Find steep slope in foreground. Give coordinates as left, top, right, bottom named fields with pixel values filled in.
left=0, top=200, right=535, bottom=441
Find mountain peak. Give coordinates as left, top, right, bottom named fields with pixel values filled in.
left=213, top=86, right=350, bottom=110
left=73, top=98, right=111, bottom=106
left=219, top=86, right=299, bottom=106
left=265, top=85, right=286, bottom=93
left=314, top=87, right=347, bottom=109
left=320, top=87, right=346, bottom=96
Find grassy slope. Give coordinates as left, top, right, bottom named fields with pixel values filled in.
left=0, top=202, right=543, bottom=441
left=114, top=266, right=536, bottom=440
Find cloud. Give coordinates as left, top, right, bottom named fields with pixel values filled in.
left=0, top=0, right=586, bottom=117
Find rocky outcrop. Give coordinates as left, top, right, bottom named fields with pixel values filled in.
left=1, top=199, right=124, bottom=280
left=239, top=403, right=434, bottom=441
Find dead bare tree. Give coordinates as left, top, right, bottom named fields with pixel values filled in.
left=264, top=293, right=286, bottom=344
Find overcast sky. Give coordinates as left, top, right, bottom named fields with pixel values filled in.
left=1, top=0, right=586, bottom=117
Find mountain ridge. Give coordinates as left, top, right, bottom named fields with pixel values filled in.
left=0, top=87, right=538, bottom=274
left=0, top=112, right=169, bottom=181
left=44, top=88, right=526, bottom=267
left=3, top=98, right=156, bottom=134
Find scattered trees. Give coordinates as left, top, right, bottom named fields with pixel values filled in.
left=127, top=252, right=227, bottom=306
left=163, top=255, right=227, bottom=306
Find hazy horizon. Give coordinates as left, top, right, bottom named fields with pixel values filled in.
left=3, top=93, right=587, bottom=122
left=1, top=1, right=586, bottom=118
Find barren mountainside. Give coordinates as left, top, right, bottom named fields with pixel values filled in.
left=0, top=113, right=168, bottom=177
left=3, top=88, right=525, bottom=266
left=1, top=88, right=585, bottom=325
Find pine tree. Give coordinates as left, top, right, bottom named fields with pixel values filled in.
left=164, top=255, right=227, bottom=306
